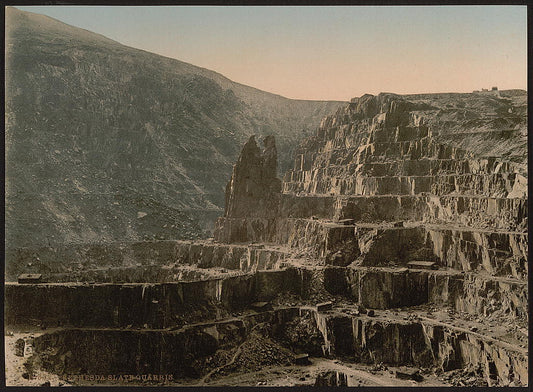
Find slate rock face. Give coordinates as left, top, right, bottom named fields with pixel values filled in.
left=214, top=136, right=283, bottom=243
left=224, top=135, right=282, bottom=219
left=212, top=91, right=527, bottom=291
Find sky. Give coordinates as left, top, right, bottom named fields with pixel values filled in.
left=17, top=5, right=528, bottom=101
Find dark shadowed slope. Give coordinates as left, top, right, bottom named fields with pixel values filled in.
left=5, top=7, right=344, bottom=248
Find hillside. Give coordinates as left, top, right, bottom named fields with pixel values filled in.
left=5, top=7, right=344, bottom=248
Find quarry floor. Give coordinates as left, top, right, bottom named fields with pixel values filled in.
left=5, top=330, right=448, bottom=387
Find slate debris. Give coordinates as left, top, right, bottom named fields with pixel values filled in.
left=395, top=369, right=424, bottom=382
left=314, top=371, right=348, bottom=386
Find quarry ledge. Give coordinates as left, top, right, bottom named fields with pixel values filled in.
left=9, top=305, right=527, bottom=387
left=23, top=307, right=528, bottom=355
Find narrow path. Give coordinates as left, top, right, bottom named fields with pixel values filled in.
left=199, top=357, right=448, bottom=387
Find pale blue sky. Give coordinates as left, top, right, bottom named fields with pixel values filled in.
left=16, top=6, right=527, bottom=101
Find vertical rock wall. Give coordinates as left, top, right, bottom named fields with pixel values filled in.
left=215, top=135, right=282, bottom=243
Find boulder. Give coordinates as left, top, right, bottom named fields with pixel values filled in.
left=314, top=370, right=348, bottom=386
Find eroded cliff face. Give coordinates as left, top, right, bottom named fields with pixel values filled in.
left=6, top=91, right=527, bottom=387
left=214, top=136, right=283, bottom=243
left=213, top=92, right=527, bottom=277
left=223, top=135, right=282, bottom=219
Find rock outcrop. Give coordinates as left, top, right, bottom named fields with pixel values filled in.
left=314, top=371, right=348, bottom=386
left=214, top=136, right=282, bottom=243
left=223, top=135, right=282, bottom=219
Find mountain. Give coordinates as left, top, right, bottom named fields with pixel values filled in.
left=5, top=7, right=344, bottom=248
